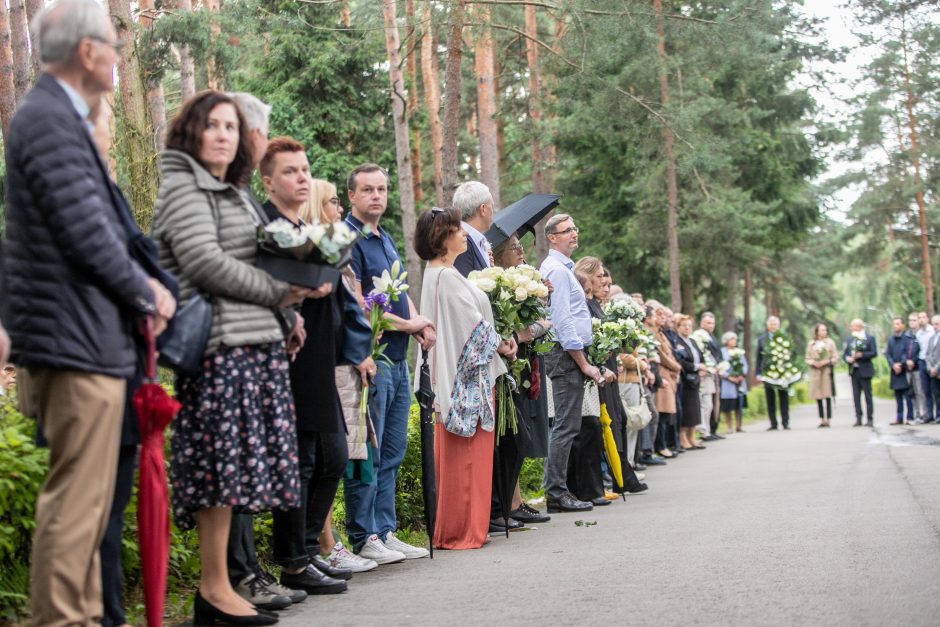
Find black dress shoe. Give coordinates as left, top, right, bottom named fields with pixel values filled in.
left=767, top=426, right=778, bottom=431
left=591, top=497, right=611, bottom=506
left=194, top=591, right=279, bottom=626
left=546, top=493, right=593, bottom=513
left=310, top=555, right=353, bottom=581
left=280, top=565, right=346, bottom=595
left=634, top=463, right=647, bottom=471
left=510, top=503, right=551, bottom=523
left=712, top=433, right=726, bottom=440
left=625, top=481, right=648, bottom=494
left=783, top=425, right=791, bottom=430
left=853, top=421, right=863, bottom=427
left=640, top=455, right=667, bottom=466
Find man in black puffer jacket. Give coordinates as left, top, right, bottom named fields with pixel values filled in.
left=0, top=1, right=174, bottom=624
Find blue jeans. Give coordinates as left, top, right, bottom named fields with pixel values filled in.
left=344, top=358, right=411, bottom=552
left=895, top=389, right=913, bottom=422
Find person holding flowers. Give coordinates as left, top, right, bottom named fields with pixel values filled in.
left=414, top=207, right=515, bottom=549
left=842, top=319, right=877, bottom=427
left=805, top=323, right=838, bottom=428
left=718, top=332, right=748, bottom=433
left=756, top=316, right=796, bottom=430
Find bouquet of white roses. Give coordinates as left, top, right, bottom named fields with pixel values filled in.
left=468, top=264, right=551, bottom=439
left=587, top=319, right=627, bottom=368
left=691, top=328, right=717, bottom=368
left=850, top=331, right=867, bottom=354
left=761, top=331, right=802, bottom=389
left=257, top=218, right=360, bottom=289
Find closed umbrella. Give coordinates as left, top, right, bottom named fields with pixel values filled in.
left=132, top=318, right=181, bottom=626
left=598, top=403, right=626, bottom=501
left=414, top=349, right=437, bottom=558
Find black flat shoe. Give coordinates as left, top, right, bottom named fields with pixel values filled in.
left=591, top=497, right=611, bottom=506
left=625, top=481, right=648, bottom=494
left=489, top=517, right=525, bottom=533
left=280, top=565, right=346, bottom=595
left=194, top=592, right=278, bottom=626
left=546, top=493, right=593, bottom=513
left=767, top=426, right=778, bottom=431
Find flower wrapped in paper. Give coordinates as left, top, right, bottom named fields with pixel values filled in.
left=256, top=218, right=360, bottom=289
left=761, top=331, right=802, bottom=389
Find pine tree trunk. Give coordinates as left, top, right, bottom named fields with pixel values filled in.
left=382, top=0, right=423, bottom=306
left=900, top=16, right=933, bottom=314
left=653, top=0, right=681, bottom=312
left=108, top=0, right=158, bottom=230
left=744, top=267, right=754, bottom=387
left=405, top=0, right=423, bottom=205
left=0, top=2, right=17, bottom=139
left=176, top=0, right=196, bottom=101
left=440, top=0, right=465, bottom=206
left=721, top=267, right=738, bottom=334
left=474, top=4, right=500, bottom=208
left=421, top=1, right=444, bottom=206
left=9, top=0, right=29, bottom=104
left=24, top=0, right=41, bottom=79
left=203, top=0, right=223, bottom=91
left=139, top=0, right=167, bottom=150
left=681, top=273, right=694, bottom=315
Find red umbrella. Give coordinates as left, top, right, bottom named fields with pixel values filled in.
left=132, top=317, right=181, bottom=627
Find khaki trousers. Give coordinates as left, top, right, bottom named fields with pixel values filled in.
left=19, top=368, right=125, bottom=627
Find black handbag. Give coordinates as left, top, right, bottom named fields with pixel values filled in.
left=684, top=371, right=700, bottom=385
left=156, top=192, right=221, bottom=376
left=157, top=293, right=212, bottom=376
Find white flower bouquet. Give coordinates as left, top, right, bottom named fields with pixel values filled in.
left=761, top=331, right=802, bottom=389
left=256, top=218, right=360, bottom=289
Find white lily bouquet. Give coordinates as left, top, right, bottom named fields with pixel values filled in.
left=468, top=264, right=551, bottom=439
left=761, top=331, right=802, bottom=389
left=360, top=261, right=409, bottom=418
left=691, top=328, right=718, bottom=370
left=257, top=218, right=360, bottom=288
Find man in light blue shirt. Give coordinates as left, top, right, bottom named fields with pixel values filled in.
left=539, top=214, right=601, bottom=513
left=914, top=311, right=935, bottom=422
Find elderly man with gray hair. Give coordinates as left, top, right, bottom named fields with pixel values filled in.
left=539, top=213, right=598, bottom=513
left=843, top=318, right=877, bottom=426
left=3, top=1, right=177, bottom=624
left=452, top=180, right=496, bottom=275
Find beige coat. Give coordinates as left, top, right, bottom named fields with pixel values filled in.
left=153, top=150, right=289, bottom=355
left=654, top=330, right=681, bottom=414
left=805, top=337, right=838, bottom=399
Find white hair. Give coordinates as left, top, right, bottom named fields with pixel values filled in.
left=34, top=0, right=111, bottom=65
left=721, top=331, right=737, bottom=345
left=452, top=181, right=492, bottom=220
left=227, top=92, right=271, bottom=134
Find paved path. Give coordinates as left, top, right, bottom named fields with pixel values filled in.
left=278, top=375, right=940, bottom=627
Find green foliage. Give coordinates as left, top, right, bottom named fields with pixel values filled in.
left=0, top=390, right=47, bottom=621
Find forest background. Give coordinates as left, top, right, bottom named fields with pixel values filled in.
left=0, top=0, right=937, bottom=620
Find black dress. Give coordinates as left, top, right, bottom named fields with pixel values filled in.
left=514, top=342, right=550, bottom=458
left=674, top=336, right=702, bottom=429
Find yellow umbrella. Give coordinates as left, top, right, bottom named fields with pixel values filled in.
left=599, top=403, right=625, bottom=500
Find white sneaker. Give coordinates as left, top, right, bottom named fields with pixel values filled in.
left=383, top=532, right=429, bottom=559
left=328, top=542, right=378, bottom=573
left=357, top=534, right=406, bottom=565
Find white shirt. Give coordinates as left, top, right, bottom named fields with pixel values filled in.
left=461, top=221, right=490, bottom=268
left=916, top=326, right=934, bottom=360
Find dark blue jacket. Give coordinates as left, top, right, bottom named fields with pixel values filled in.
left=842, top=333, right=877, bottom=379
left=453, top=240, right=488, bottom=277
left=886, top=332, right=918, bottom=390
left=2, top=74, right=155, bottom=377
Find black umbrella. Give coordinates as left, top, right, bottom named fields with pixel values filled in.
left=484, top=193, right=561, bottom=248
left=492, top=425, right=517, bottom=539
left=415, top=349, right=437, bottom=558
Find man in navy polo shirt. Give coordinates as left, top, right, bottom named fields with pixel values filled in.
left=343, top=164, right=435, bottom=563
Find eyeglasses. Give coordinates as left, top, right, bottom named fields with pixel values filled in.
left=89, top=36, right=126, bottom=54
left=509, top=244, right=523, bottom=253
left=327, top=197, right=341, bottom=205
left=550, top=226, right=579, bottom=236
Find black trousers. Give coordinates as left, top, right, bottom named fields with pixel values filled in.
left=100, top=445, right=137, bottom=627
left=765, top=386, right=790, bottom=428
left=817, top=398, right=832, bottom=419
left=490, top=430, right=523, bottom=520
left=273, top=430, right=348, bottom=569
left=227, top=513, right=260, bottom=585
left=566, top=415, right=604, bottom=502
left=851, top=372, right=874, bottom=423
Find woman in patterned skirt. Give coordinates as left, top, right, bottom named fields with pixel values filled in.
left=153, top=91, right=313, bottom=625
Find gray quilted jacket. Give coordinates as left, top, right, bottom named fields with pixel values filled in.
left=152, top=150, right=289, bottom=356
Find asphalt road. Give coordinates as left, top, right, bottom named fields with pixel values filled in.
left=277, top=374, right=940, bottom=627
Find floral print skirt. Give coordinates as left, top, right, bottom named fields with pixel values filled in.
left=170, top=342, right=300, bottom=531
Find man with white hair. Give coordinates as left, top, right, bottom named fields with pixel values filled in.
left=843, top=318, right=877, bottom=426
left=452, top=180, right=495, bottom=275
left=3, top=1, right=175, bottom=623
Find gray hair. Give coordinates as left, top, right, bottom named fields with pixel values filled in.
left=545, top=213, right=572, bottom=236
left=34, top=0, right=111, bottom=65
left=227, top=92, right=271, bottom=134
left=701, top=311, right=715, bottom=321
left=721, top=331, right=737, bottom=345
left=452, top=181, right=492, bottom=220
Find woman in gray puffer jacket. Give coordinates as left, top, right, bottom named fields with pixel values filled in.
left=152, top=91, right=311, bottom=626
